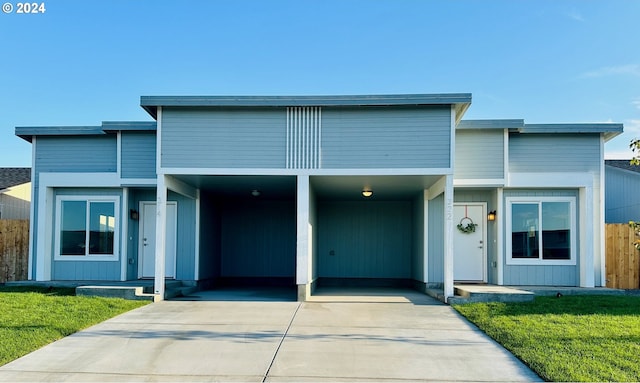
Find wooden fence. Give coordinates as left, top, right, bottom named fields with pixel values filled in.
left=0, top=219, right=29, bottom=283
left=606, top=224, right=640, bottom=289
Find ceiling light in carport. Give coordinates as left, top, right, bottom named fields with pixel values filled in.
left=362, top=189, right=373, bottom=198
left=251, top=189, right=261, bottom=197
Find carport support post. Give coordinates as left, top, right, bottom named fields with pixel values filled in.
left=154, top=175, right=168, bottom=302
left=443, top=175, right=454, bottom=302
left=296, top=175, right=311, bottom=301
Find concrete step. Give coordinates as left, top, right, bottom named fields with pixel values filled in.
left=453, top=285, right=534, bottom=304
left=76, top=285, right=154, bottom=301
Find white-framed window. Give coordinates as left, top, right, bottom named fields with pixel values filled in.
left=506, top=196, right=576, bottom=266
left=54, top=196, right=120, bottom=261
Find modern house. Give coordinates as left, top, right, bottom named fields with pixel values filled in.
left=605, top=160, right=640, bottom=224
left=0, top=167, right=31, bottom=220
left=15, top=94, right=624, bottom=302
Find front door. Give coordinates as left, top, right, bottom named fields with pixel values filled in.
left=139, top=202, right=177, bottom=279
left=453, top=203, right=486, bottom=282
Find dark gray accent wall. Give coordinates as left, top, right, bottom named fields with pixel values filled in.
left=197, top=191, right=222, bottom=281
left=219, top=200, right=296, bottom=278
left=317, top=201, right=413, bottom=279
left=321, top=107, right=451, bottom=169
left=121, top=132, right=156, bottom=179
left=161, top=107, right=287, bottom=169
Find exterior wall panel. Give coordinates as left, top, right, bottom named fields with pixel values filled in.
left=427, top=194, right=444, bottom=283
left=220, top=200, right=296, bottom=278
left=605, top=166, right=640, bottom=223
left=161, top=108, right=287, bottom=169
left=121, top=132, right=156, bottom=179
left=321, top=107, right=451, bottom=169
left=318, top=201, right=412, bottom=279
left=509, top=134, right=600, bottom=173
left=35, top=136, right=117, bottom=176
left=455, top=130, right=504, bottom=179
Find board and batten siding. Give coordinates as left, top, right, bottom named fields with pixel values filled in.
left=502, top=189, right=579, bottom=286
left=35, top=136, right=117, bottom=179
left=161, top=107, right=287, bottom=169
left=427, top=194, right=444, bottom=283
left=605, top=166, right=640, bottom=224
left=321, top=107, right=452, bottom=169
left=317, top=201, right=413, bottom=279
left=454, top=130, right=504, bottom=179
left=121, top=132, right=156, bottom=179
left=509, top=133, right=601, bottom=173
left=220, top=200, right=296, bottom=278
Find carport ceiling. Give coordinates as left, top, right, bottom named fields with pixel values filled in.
left=311, top=175, right=442, bottom=200
left=174, top=175, right=296, bottom=199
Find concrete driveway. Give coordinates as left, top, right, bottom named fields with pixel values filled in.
left=0, top=289, right=541, bottom=382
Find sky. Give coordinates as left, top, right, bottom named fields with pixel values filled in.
left=1, top=0, right=639, bottom=167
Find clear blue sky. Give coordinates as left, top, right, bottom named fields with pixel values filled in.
left=1, top=0, right=638, bottom=166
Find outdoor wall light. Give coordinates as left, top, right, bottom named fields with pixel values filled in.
left=487, top=210, right=497, bottom=221
left=362, top=189, right=373, bottom=198
left=251, top=189, right=261, bottom=197
left=129, top=209, right=139, bottom=221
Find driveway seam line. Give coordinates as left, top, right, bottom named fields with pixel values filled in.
left=262, top=302, right=301, bottom=382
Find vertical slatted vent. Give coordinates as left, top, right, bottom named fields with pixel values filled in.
left=286, top=107, right=321, bottom=169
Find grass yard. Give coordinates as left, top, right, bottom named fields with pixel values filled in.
left=454, top=295, right=640, bottom=382
left=0, top=286, right=149, bottom=366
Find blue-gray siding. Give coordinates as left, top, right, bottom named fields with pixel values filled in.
left=509, top=134, right=601, bottom=173
left=321, top=107, right=451, bottom=169
left=121, top=132, right=156, bottom=179
left=35, top=136, right=117, bottom=178
left=605, top=166, right=640, bottom=223
left=427, top=194, right=444, bottom=283
left=161, top=108, right=287, bottom=169
left=52, top=188, right=122, bottom=281
left=503, top=189, right=579, bottom=286
left=318, top=201, right=412, bottom=279
left=220, top=200, right=296, bottom=278
left=455, top=130, right=504, bottom=179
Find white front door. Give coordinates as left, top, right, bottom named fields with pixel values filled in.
left=139, top=202, right=177, bottom=279
left=453, top=203, right=486, bottom=282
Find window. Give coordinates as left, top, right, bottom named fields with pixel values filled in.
left=507, top=197, right=576, bottom=265
left=56, top=196, right=119, bottom=260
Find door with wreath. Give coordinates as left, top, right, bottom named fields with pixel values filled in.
left=453, top=203, right=487, bottom=282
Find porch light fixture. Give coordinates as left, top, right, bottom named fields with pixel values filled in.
left=129, top=209, right=139, bottom=221
left=362, top=189, right=373, bottom=198
left=251, top=189, right=261, bottom=197
left=488, top=210, right=496, bottom=221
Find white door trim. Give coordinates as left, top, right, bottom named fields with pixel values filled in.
left=453, top=202, right=487, bottom=283
left=138, top=201, right=177, bottom=279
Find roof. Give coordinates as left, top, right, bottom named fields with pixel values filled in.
left=458, top=119, right=525, bottom=129
left=0, top=168, right=31, bottom=190
left=518, top=123, right=624, bottom=142
left=140, top=93, right=473, bottom=121
left=16, top=121, right=157, bottom=143
left=605, top=160, right=640, bottom=173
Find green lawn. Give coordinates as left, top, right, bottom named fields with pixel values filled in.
left=0, top=286, right=149, bottom=366
left=454, top=295, right=640, bottom=382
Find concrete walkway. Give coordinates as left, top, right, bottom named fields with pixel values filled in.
left=0, top=290, right=541, bottom=382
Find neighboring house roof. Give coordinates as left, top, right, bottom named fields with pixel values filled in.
left=605, top=160, right=640, bottom=173
left=140, top=93, right=473, bottom=121
left=457, top=120, right=623, bottom=141
left=0, top=168, right=31, bottom=190
left=16, top=121, right=157, bottom=143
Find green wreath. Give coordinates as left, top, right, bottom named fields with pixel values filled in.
left=457, top=217, right=478, bottom=234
